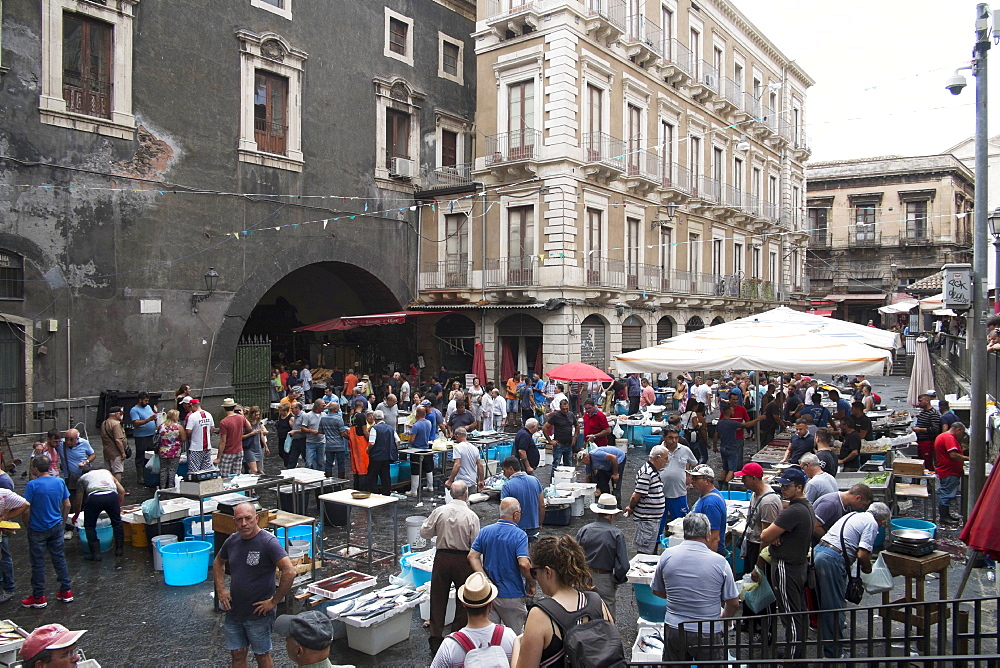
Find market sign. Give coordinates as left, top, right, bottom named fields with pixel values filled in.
left=942, top=263, right=972, bottom=311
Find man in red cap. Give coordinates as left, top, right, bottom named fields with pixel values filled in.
left=20, top=623, right=86, bottom=667
left=733, top=462, right=782, bottom=631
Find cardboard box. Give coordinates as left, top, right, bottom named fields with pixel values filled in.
left=893, top=457, right=926, bottom=476
left=212, top=509, right=269, bottom=535
left=179, top=477, right=224, bottom=495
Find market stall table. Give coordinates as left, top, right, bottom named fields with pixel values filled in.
left=317, top=490, right=399, bottom=571
left=268, top=510, right=320, bottom=595
left=398, top=447, right=445, bottom=504
left=879, top=549, right=952, bottom=656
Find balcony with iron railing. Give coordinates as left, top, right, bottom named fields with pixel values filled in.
left=718, top=77, right=743, bottom=113
left=581, top=132, right=626, bottom=176
left=63, top=74, right=112, bottom=119
left=810, top=229, right=832, bottom=248
left=689, top=61, right=720, bottom=101
left=659, top=38, right=693, bottom=83
left=792, top=128, right=811, bottom=159
left=585, top=0, right=626, bottom=38
left=255, top=118, right=288, bottom=155
left=659, top=162, right=692, bottom=201
left=900, top=225, right=931, bottom=246
left=484, top=0, right=541, bottom=34
left=621, top=15, right=662, bottom=64
left=760, top=104, right=779, bottom=134
left=421, top=163, right=474, bottom=189
left=761, top=200, right=780, bottom=223
left=624, top=149, right=661, bottom=191
left=721, top=184, right=745, bottom=213
left=696, top=175, right=722, bottom=203
left=420, top=258, right=473, bottom=290
left=585, top=257, right=629, bottom=289
left=848, top=226, right=882, bottom=248
left=485, top=256, right=539, bottom=288
left=743, top=92, right=762, bottom=120
left=485, top=128, right=542, bottom=166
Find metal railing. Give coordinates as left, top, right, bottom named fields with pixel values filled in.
left=697, top=61, right=720, bottom=93
left=486, top=128, right=541, bottom=165
left=762, top=200, right=780, bottom=222
left=932, top=332, right=973, bottom=384
left=420, top=258, right=472, bottom=289
left=698, top=176, right=722, bottom=203
left=761, top=104, right=778, bottom=133
left=63, top=77, right=112, bottom=119
left=587, top=0, right=626, bottom=31
left=743, top=92, right=762, bottom=119
left=623, top=15, right=663, bottom=57
left=582, top=132, right=626, bottom=170
left=662, top=39, right=693, bottom=77
left=811, top=229, right=832, bottom=247
left=626, top=149, right=661, bottom=182
left=585, top=257, right=628, bottom=288
left=484, top=256, right=539, bottom=287
left=722, top=77, right=743, bottom=109
left=794, top=128, right=809, bottom=151
left=721, top=184, right=743, bottom=210
left=485, top=0, right=536, bottom=20
left=900, top=226, right=931, bottom=245
left=629, top=595, right=1000, bottom=666
left=849, top=227, right=882, bottom=247
left=660, top=162, right=691, bottom=194
left=421, top=163, right=474, bottom=188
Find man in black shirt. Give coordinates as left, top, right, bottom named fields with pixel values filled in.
left=838, top=420, right=863, bottom=471
left=781, top=420, right=814, bottom=465
left=760, top=394, right=785, bottom=447
left=848, top=402, right=872, bottom=440
left=514, top=419, right=541, bottom=474
left=755, top=467, right=815, bottom=661
left=544, top=399, right=579, bottom=468
left=783, top=383, right=803, bottom=422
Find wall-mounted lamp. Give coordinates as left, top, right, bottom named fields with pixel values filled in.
left=650, top=202, right=680, bottom=228
left=190, top=267, right=220, bottom=313
left=615, top=304, right=626, bottom=318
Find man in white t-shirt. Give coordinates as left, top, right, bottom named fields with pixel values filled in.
left=692, top=377, right=711, bottom=408
left=445, top=428, right=484, bottom=492
left=185, top=401, right=215, bottom=473
left=550, top=384, right=569, bottom=416
left=430, top=572, right=516, bottom=668
left=399, top=378, right=411, bottom=410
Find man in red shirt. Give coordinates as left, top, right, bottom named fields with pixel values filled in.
left=639, top=378, right=657, bottom=410
left=216, top=399, right=251, bottom=477
left=934, top=422, right=968, bottom=526
left=582, top=399, right=612, bottom=449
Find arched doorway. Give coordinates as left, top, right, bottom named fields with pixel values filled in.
left=656, top=316, right=675, bottom=343
left=497, top=314, right=544, bottom=380
left=711, top=316, right=725, bottom=326
left=581, top=314, right=608, bottom=370
left=686, top=316, right=705, bottom=332
left=238, top=261, right=405, bottom=399
left=621, top=315, right=645, bottom=354
left=435, top=314, right=477, bottom=376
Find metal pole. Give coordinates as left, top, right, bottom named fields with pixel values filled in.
left=995, top=239, right=1000, bottom=312
left=969, top=3, right=990, bottom=516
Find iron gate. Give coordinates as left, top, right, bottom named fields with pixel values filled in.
left=0, top=323, right=25, bottom=434
left=233, top=336, right=272, bottom=410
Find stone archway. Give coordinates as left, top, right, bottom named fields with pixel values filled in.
left=686, top=316, right=705, bottom=332
left=711, top=316, right=725, bottom=326
left=656, top=316, right=675, bottom=343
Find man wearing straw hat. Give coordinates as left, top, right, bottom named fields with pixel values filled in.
left=430, top=572, right=516, bottom=667
left=576, top=493, right=628, bottom=618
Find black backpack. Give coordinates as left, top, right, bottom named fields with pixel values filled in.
left=535, top=591, right=626, bottom=668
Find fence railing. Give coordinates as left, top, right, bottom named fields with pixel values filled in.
left=586, top=0, right=626, bottom=30
left=849, top=227, right=882, bottom=247
left=698, top=176, right=722, bottom=203
left=582, top=132, right=626, bottom=170
left=484, top=256, right=539, bottom=287
left=486, top=128, right=541, bottom=165
left=421, top=163, right=474, bottom=188
left=629, top=595, right=999, bottom=666
left=697, top=60, right=720, bottom=93
left=660, top=162, right=691, bottom=194
left=420, top=258, right=472, bottom=290
left=662, top=39, right=693, bottom=77
left=623, top=15, right=662, bottom=57
left=722, top=77, right=743, bottom=109
left=626, top=149, right=661, bottom=182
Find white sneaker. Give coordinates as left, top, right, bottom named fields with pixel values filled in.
left=406, top=490, right=417, bottom=497
left=63, top=531, right=73, bottom=541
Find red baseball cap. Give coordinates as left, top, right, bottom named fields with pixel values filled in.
left=733, top=462, right=765, bottom=478
left=21, top=624, right=87, bottom=661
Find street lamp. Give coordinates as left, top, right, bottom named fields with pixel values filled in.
left=988, top=207, right=1000, bottom=312
left=650, top=202, right=680, bottom=228
left=945, top=3, right=991, bottom=516
left=190, top=267, right=220, bottom=313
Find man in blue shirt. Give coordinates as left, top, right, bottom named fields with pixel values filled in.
left=688, top=465, right=728, bottom=555
left=800, top=392, right=831, bottom=428
left=23, top=456, right=72, bottom=608
left=500, top=458, right=544, bottom=541
left=828, top=389, right=851, bottom=425
left=58, top=429, right=95, bottom=523
left=714, top=404, right=764, bottom=485
left=579, top=446, right=626, bottom=500
left=320, top=402, right=349, bottom=479
left=626, top=374, right=642, bottom=415
left=469, top=498, right=535, bottom=634
left=407, top=406, right=435, bottom=497
left=129, top=392, right=158, bottom=479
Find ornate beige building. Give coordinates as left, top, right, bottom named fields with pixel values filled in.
left=414, top=0, right=812, bottom=379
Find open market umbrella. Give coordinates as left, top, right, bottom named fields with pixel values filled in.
left=471, top=341, right=487, bottom=383
left=500, top=339, right=515, bottom=382
left=906, top=336, right=935, bottom=407
left=959, top=453, right=1000, bottom=559
left=545, top=362, right=613, bottom=383
left=730, top=306, right=900, bottom=350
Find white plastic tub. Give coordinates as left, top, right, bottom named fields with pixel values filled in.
left=419, top=586, right=456, bottom=625
left=345, top=609, right=411, bottom=656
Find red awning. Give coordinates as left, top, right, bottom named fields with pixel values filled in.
left=809, top=309, right=834, bottom=317
left=294, top=310, right=452, bottom=332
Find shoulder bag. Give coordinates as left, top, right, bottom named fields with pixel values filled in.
left=841, top=512, right=865, bottom=604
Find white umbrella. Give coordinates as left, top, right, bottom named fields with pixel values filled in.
left=919, top=293, right=945, bottom=312
left=616, top=319, right=892, bottom=376
left=906, top=336, right=935, bottom=407
left=729, top=306, right=900, bottom=350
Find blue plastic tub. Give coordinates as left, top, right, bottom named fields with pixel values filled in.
left=720, top=491, right=751, bottom=501
left=401, top=551, right=432, bottom=587
left=890, top=518, right=936, bottom=538
left=633, top=583, right=667, bottom=622
left=274, top=526, right=317, bottom=557
left=78, top=524, right=114, bottom=553
left=398, top=461, right=411, bottom=479
left=161, top=539, right=212, bottom=586
left=642, top=434, right=661, bottom=451
left=182, top=514, right=214, bottom=541
left=390, top=462, right=401, bottom=483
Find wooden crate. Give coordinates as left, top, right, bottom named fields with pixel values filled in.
left=212, top=509, right=270, bottom=535
left=892, top=457, right=926, bottom=476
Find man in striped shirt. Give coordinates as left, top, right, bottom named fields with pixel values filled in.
left=623, top=445, right=667, bottom=554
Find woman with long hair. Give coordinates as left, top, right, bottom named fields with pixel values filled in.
left=275, top=404, right=293, bottom=469
left=242, top=406, right=269, bottom=474
left=174, top=384, right=190, bottom=410
left=157, top=409, right=186, bottom=489
left=513, top=535, right=614, bottom=667
left=467, top=377, right=484, bottom=423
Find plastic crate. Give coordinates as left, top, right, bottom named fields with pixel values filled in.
left=345, top=607, right=411, bottom=655
left=543, top=504, right=572, bottom=526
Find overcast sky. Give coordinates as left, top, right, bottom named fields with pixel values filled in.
left=736, top=0, right=998, bottom=162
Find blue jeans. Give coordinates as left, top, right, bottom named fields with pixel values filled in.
left=552, top=445, right=572, bottom=468
left=223, top=613, right=274, bottom=655
left=939, top=474, right=960, bottom=506
left=814, top=544, right=847, bottom=658
left=0, top=534, right=13, bottom=593
left=28, top=525, right=71, bottom=598
left=325, top=449, right=347, bottom=478
left=306, top=442, right=325, bottom=471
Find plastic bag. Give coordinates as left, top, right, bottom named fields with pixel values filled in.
left=145, top=453, right=160, bottom=474
left=612, top=423, right=625, bottom=439
left=283, top=434, right=292, bottom=454
left=744, top=568, right=776, bottom=613
left=141, top=491, right=161, bottom=522
left=861, top=553, right=895, bottom=594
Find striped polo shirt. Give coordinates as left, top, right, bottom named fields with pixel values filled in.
left=633, top=461, right=665, bottom=520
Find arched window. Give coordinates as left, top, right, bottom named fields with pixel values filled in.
left=710, top=316, right=725, bottom=326
left=656, top=316, right=674, bottom=343
left=686, top=316, right=704, bottom=332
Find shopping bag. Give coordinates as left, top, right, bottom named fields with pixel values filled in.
left=283, top=434, right=292, bottom=454
left=744, top=568, right=776, bottom=613
left=861, top=553, right=895, bottom=594
left=145, top=453, right=160, bottom=475
left=141, top=491, right=162, bottom=522
left=612, top=423, right=624, bottom=439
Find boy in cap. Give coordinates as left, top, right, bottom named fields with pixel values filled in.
left=430, top=572, right=516, bottom=668
left=20, top=624, right=86, bottom=668
left=273, top=611, right=335, bottom=667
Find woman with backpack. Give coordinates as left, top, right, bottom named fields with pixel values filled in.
left=513, top=535, right=624, bottom=667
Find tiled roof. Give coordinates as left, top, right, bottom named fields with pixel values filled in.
left=907, top=271, right=942, bottom=292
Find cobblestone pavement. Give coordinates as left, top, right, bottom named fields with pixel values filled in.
left=2, top=373, right=995, bottom=666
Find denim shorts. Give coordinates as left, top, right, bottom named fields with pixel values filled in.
left=720, top=445, right=741, bottom=473
left=223, top=614, right=274, bottom=655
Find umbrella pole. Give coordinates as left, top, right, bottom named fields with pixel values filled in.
left=955, top=548, right=987, bottom=598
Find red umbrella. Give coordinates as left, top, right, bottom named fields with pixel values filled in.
left=534, top=344, right=544, bottom=377
left=471, top=341, right=487, bottom=384
left=545, top=362, right=613, bottom=383
left=501, top=339, right=515, bottom=382
left=959, top=453, right=1000, bottom=560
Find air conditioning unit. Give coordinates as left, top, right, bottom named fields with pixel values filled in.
left=390, top=157, right=414, bottom=178
left=703, top=73, right=718, bottom=89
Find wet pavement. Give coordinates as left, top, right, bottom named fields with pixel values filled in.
left=3, top=373, right=996, bottom=666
